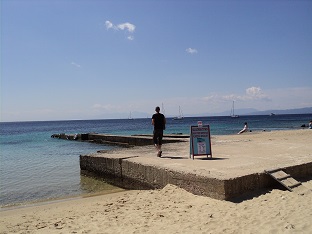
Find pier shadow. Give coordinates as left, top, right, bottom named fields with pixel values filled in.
left=228, top=188, right=273, bottom=204
left=160, top=156, right=185, bottom=159
left=195, top=157, right=228, bottom=161
left=160, top=156, right=228, bottom=160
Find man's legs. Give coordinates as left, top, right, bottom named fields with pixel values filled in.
left=158, top=130, right=163, bottom=156
left=153, top=130, right=163, bottom=157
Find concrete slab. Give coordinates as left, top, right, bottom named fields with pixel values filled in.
left=80, top=129, right=312, bottom=200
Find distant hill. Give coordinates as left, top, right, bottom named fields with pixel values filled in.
left=183, top=107, right=312, bottom=118
left=103, top=107, right=312, bottom=120
left=247, top=107, right=312, bottom=115
left=211, top=108, right=258, bottom=116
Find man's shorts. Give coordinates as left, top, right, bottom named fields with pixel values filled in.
left=153, top=129, right=163, bottom=145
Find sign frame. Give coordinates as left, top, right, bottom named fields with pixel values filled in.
left=190, top=125, right=212, bottom=160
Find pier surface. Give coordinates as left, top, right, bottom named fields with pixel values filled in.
left=80, top=130, right=312, bottom=200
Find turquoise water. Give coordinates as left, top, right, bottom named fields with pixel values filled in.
left=1, top=114, right=311, bottom=207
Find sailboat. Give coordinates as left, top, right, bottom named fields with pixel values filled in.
left=128, top=111, right=134, bottom=120
left=173, top=106, right=184, bottom=120
left=230, top=101, right=239, bottom=118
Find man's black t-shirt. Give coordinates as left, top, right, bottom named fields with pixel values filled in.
left=152, top=113, right=165, bottom=130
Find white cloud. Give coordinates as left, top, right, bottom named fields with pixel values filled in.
left=200, top=86, right=271, bottom=108
left=186, top=48, right=198, bottom=54
left=117, top=22, right=135, bottom=33
left=246, top=87, right=261, bottom=96
left=198, top=86, right=311, bottom=113
left=105, top=20, right=114, bottom=30
left=222, top=94, right=238, bottom=101
left=105, top=20, right=136, bottom=40
left=71, top=62, right=81, bottom=68
left=216, top=87, right=270, bottom=102
left=92, top=103, right=124, bottom=112
left=92, top=103, right=113, bottom=111
left=244, top=86, right=270, bottom=101
left=202, top=95, right=217, bottom=101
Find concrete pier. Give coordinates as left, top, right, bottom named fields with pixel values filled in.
left=51, top=133, right=187, bottom=146
left=80, top=130, right=312, bottom=200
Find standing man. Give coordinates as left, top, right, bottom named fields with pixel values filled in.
left=152, top=106, right=166, bottom=157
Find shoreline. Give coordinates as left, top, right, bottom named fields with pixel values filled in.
left=1, top=180, right=311, bottom=233
left=1, top=129, right=312, bottom=233
left=0, top=188, right=127, bottom=212
left=2, top=128, right=311, bottom=208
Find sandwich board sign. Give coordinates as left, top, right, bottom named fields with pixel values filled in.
left=190, top=121, right=212, bottom=159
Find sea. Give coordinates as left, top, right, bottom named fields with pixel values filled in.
left=1, top=114, right=311, bottom=208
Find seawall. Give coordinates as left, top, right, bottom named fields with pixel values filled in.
left=80, top=152, right=312, bottom=200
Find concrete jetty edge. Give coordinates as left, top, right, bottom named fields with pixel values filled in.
left=52, top=130, right=312, bottom=200
left=80, top=153, right=312, bottom=200
left=51, top=133, right=186, bottom=146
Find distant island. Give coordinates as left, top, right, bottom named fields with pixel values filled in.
left=245, top=107, right=312, bottom=116
left=129, top=107, right=312, bottom=119
left=179, top=107, right=312, bottom=118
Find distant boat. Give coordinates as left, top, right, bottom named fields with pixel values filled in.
left=128, top=112, right=134, bottom=120
left=270, top=113, right=276, bottom=116
left=230, top=101, right=239, bottom=118
left=173, top=106, right=184, bottom=120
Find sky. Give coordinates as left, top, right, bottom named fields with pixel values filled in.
left=1, top=0, right=312, bottom=122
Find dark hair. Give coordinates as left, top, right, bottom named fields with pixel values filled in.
left=155, top=106, right=160, bottom=112
left=244, top=122, right=247, bottom=125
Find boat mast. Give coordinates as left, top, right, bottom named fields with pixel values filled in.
left=162, top=103, right=165, bottom=115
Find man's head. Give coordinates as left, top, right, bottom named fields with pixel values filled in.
left=155, top=106, right=160, bottom=113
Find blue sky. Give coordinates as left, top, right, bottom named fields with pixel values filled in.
left=1, top=0, right=312, bottom=121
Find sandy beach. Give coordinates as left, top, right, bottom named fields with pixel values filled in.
left=1, top=129, right=312, bottom=234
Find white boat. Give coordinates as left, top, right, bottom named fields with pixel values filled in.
left=128, top=112, right=134, bottom=120
left=231, top=101, right=239, bottom=118
left=173, top=106, right=184, bottom=120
